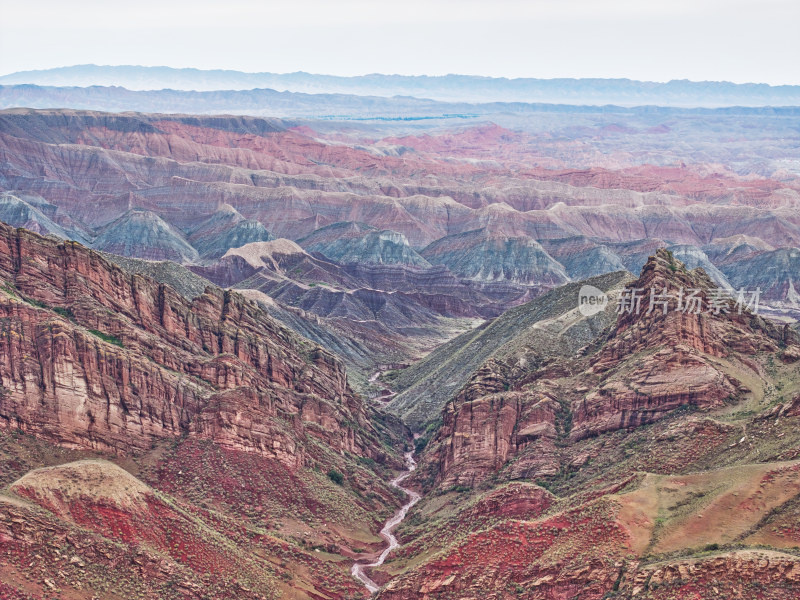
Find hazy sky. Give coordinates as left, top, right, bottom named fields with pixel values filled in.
left=1, top=0, right=798, bottom=84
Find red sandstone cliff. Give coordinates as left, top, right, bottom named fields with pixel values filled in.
left=426, top=249, right=798, bottom=489
left=0, top=222, right=384, bottom=464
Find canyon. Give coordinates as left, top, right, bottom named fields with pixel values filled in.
left=0, top=83, right=799, bottom=599
left=0, top=223, right=409, bottom=599
left=2, top=224, right=799, bottom=599
left=1, top=107, right=799, bottom=387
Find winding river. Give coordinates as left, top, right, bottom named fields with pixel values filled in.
left=351, top=451, right=421, bottom=594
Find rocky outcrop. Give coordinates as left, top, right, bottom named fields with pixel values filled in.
left=0, top=222, right=381, bottom=463
left=421, top=250, right=800, bottom=489
left=572, top=248, right=787, bottom=441
left=574, top=349, right=738, bottom=441
left=623, top=551, right=800, bottom=599
left=435, top=380, right=562, bottom=487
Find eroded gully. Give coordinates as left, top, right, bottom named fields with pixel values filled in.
left=351, top=451, right=421, bottom=594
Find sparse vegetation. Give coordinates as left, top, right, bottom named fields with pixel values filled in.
left=22, top=296, right=51, bottom=309
left=88, top=329, right=124, bottom=347
left=0, top=281, right=17, bottom=297
left=53, top=306, right=74, bottom=320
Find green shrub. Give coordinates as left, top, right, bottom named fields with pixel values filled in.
left=23, top=296, right=50, bottom=309
left=53, top=307, right=74, bottom=320
left=327, top=469, right=344, bottom=485
left=88, top=329, right=124, bottom=347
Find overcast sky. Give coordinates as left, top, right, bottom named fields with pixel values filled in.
left=1, top=0, right=798, bottom=84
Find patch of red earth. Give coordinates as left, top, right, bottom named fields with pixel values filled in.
left=159, top=491, right=367, bottom=597
left=0, top=497, right=272, bottom=600
left=150, top=438, right=323, bottom=523
left=390, top=484, right=555, bottom=566
left=12, top=485, right=242, bottom=577
left=383, top=501, right=630, bottom=599
left=146, top=438, right=394, bottom=552
left=465, top=483, right=555, bottom=520
left=761, top=462, right=800, bottom=485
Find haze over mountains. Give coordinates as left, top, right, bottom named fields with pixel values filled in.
left=1, top=65, right=800, bottom=599
left=4, top=65, right=800, bottom=107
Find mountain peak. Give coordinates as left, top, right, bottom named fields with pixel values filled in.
left=300, top=222, right=430, bottom=268
left=572, top=248, right=795, bottom=440
left=93, top=209, right=200, bottom=263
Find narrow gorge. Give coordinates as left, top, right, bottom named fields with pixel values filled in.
left=352, top=452, right=422, bottom=594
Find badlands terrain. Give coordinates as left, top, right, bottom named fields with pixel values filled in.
left=0, top=72, right=799, bottom=599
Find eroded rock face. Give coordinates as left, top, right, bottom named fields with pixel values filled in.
left=435, top=374, right=561, bottom=488
left=187, top=204, right=273, bottom=259
left=573, top=348, right=737, bottom=441
left=424, top=250, right=799, bottom=488
left=720, top=246, right=800, bottom=304
left=572, top=248, right=785, bottom=441
left=300, top=221, right=431, bottom=268
left=93, top=209, right=200, bottom=262
left=0, top=222, right=379, bottom=463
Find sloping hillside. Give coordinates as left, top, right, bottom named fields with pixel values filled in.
left=388, top=270, right=633, bottom=429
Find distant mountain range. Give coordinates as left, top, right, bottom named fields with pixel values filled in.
left=3, top=65, right=800, bottom=107
left=3, top=84, right=800, bottom=121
